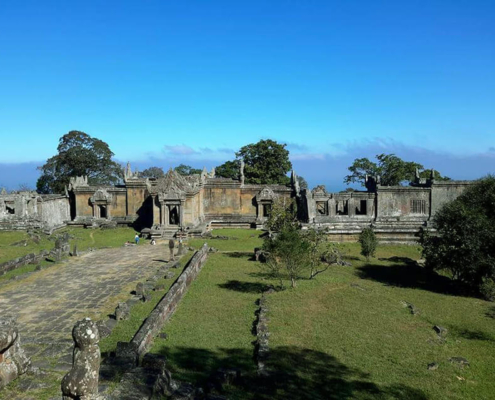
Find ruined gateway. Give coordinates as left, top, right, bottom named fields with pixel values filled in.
left=1, top=163, right=472, bottom=241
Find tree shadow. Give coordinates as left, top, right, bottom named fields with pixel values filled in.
left=152, top=345, right=428, bottom=400
left=451, top=328, right=494, bottom=342
left=225, top=252, right=252, bottom=259
left=218, top=280, right=270, bottom=294
left=356, top=262, right=463, bottom=296
left=486, top=306, right=495, bottom=319
left=379, top=256, right=417, bottom=265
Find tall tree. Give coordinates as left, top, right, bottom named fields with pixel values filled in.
left=174, top=164, right=202, bottom=176
left=37, top=131, right=121, bottom=194
left=344, top=153, right=449, bottom=187
left=236, top=139, right=292, bottom=185
left=420, top=176, right=495, bottom=298
left=215, top=160, right=240, bottom=179
left=141, top=166, right=165, bottom=179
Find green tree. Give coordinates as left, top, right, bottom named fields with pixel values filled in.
left=236, top=139, right=292, bottom=185
left=264, top=198, right=298, bottom=232
left=37, top=131, right=121, bottom=194
left=302, top=228, right=330, bottom=279
left=215, top=160, right=240, bottom=179
left=344, top=153, right=449, bottom=187
left=174, top=164, right=202, bottom=176
left=140, top=166, right=165, bottom=179
left=263, top=226, right=310, bottom=288
left=358, top=227, right=378, bottom=261
left=421, top=176, right=495, bottom=297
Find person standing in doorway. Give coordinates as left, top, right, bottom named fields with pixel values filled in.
left=134, top=233, right=140, bottom=245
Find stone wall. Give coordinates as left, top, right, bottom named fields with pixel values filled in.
left=0, top=251, right=48, bottom=276
left=117, top=244, right=209, bottom=364
left=38, top=195, right=70, bottom=230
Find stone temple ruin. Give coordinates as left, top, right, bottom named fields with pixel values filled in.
left=1, top=163, right=473, bottom=241
left=0, top=188, right=69, bottom=232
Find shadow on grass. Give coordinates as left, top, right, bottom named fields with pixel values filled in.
left=378, top=256, right=416, bottom=265
left=357, top=262, right=463, bottom=296
left=225, top=252, right=253, bottom=259
left=453, top=328, right=494, bottom=342
left=486, top=306, right=495, bottom=319
left=152, top=345, right=428, bottom=400
left=218, top=280, right=270, bottom=294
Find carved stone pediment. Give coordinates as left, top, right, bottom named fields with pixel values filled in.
left=256, top=187, right=277, bottom=202
left=312, top=185, right=327, bottom=196
left=155, top=169, right=191, bottom=194
left=90, top=189, right=112, bottom=204
left=158, top=190, right=185, bottom=202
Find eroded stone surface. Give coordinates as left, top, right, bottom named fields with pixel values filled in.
left=61, top=318, right=100, bottom=399
left=0, top=316, right=31, bottom=388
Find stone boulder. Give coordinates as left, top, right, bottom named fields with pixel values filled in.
left=114, top=302, right=130, bottom=321
left=61, top=318, right=101, bottom=399
left=0, top=316, right=31, bottom=388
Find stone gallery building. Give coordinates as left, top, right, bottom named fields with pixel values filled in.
left=1, top=162, right=472, bottom=241
left=66, top=163, right=471, bottom=241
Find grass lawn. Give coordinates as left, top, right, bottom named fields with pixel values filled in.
left=188, top=228, right=264, bottom=252
left=149, top=229, right=495, bottom=399
left=0, top=227, right=139, bottom=281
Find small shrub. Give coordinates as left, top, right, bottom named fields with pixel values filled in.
left=358, top=227, right=377, bottom=262
left=480, top=278, right=495, bottom=302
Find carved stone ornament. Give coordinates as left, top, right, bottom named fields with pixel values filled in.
left=90, top=189, right=112, bottom=204
left=256, top=187, right=277, bottom=202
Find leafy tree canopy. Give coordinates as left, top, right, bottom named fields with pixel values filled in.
left=421, top=176, right=495, bottom=296
left=37, top=131, right=121, bottom=194
left=236, top=139, right=292, bottom=185
left=296, top=176, right=308, bottom=190
left=344, top=153, right=450, bottom=187
left=215, top=160, right=240, bottom=179
left=141, top=166, right=165, bottom=179
left=174, top=164, right=202, bottom=176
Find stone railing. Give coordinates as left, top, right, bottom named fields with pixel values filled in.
left=116, top=244, right=209, bottom=365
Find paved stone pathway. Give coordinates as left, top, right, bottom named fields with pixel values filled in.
left=0, top=244, right=169, bottom=344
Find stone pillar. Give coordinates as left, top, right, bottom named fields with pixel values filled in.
left=179, top=200, right=185, bottom=227
left=348, top=198, right=355, bottom=217
left=366, top=199, right=374, bottom=217
left=165, top=205, right=170, bottom=227
left=160, top=204, right=165, bottom=226
left=0, top=317, right=31, bottom=388
left=62, top=318, right=101, bottom=400
left=328, top=198, right=336, bottom=217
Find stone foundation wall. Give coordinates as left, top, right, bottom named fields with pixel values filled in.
left=119, top=244, right=209, bottom=363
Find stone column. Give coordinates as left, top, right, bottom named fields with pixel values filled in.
left=179, top=200, right=185, bottom=228
left=328, top=198, right=335, bottom=217
left=348, top=198, right=355, bottom=217
left=366, top=199, right=374, bottom=217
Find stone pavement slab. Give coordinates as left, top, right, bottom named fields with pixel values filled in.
left=0, top=244, right=170, bottom=344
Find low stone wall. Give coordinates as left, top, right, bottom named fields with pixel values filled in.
left=0, top=234, right=70, bottom=276
left=0, top=250, right=48, bottom=276
left=117, top=244, right=209, bottom=365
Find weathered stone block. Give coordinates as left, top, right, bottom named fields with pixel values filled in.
left=61, top=318, right=101, bottom=399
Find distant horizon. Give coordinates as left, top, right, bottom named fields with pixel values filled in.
left=1, top=1, right=494, bottom=190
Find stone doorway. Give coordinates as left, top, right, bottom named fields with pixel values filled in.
left=99, top=205, right=107, bottom=219
left=168, top=205, right=179, bottom=225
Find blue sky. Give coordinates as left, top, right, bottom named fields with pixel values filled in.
left=1, top=1, right=494, bottom=191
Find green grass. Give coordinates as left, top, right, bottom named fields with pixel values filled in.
left=148, top=229, right=495, bottom=399
left=99, top=251, right=195, bottom=356
left=0, top=231, right=53, bottom=263
left=149, top=251, right=264, bottom=387
left=188, top=228, right=264, bottom=252
left=0, top=227, right=138, bottom=281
